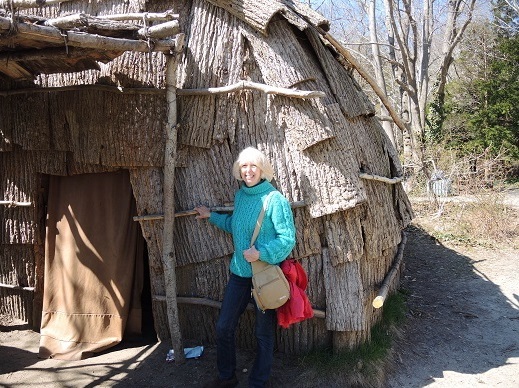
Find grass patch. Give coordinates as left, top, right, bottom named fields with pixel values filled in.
left=296, top=292, right=407, bottom=388
left=412, top=198, right=519, bottom=249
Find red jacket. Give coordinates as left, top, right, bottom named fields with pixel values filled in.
left=277, top=259, right=314, bottom=328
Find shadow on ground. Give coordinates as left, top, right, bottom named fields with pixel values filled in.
left=1, top=224, right=517, bottom=387
left=387, top=225, right=519, bottom=387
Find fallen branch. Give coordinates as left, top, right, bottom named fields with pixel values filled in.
left=177, top=80, right=325, bottom=99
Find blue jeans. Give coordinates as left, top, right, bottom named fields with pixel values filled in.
left=216, top=273, right=276, bottom=388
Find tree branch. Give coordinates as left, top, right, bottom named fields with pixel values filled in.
left=177, top=80, right=325, bottom=99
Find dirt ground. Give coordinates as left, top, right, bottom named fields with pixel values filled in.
left=1, top=192, right=518, bottom=388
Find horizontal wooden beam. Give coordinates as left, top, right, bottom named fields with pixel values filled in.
left=154, top=295, right=326, bottom=318
left=0, top=282, right=34, bottom=291
left=96, top=11, right=179, bottom=22
left=0, top=200, right=32, bottom=207
left=178, top=80, right=326, bottom=99
left=133, top=201, right=307, bottom=221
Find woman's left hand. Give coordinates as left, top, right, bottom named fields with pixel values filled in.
left=243, top=246, right=260, bottom=262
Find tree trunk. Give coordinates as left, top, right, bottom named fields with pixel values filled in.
left=369, top=0, right=396, bottom=147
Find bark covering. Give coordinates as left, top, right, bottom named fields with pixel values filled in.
left=0, top=0, right=413, bottom=353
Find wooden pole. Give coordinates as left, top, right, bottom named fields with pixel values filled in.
left=372, top=232, right=407, bottom=308
left=178, top=80, right=325, bottom=99
left=161, top=34, right=185, bottom=364
left=152, top=295, right=326, bottom=319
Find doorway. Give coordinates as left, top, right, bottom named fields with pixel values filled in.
left=38, top=170, right=155, bottom=360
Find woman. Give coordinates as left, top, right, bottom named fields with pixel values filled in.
left=195, top=147, right=296, bottom=388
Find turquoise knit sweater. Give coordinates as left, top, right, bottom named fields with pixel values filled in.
left=209, top=180, right=296, bottom=278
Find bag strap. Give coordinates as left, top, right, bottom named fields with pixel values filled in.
left=250, top=192, right=274, bottom=274
left=250, top=191, right=275, bottom=247
left=250, top=204, right=266, bottom=247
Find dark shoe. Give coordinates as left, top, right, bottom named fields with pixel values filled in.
left=203, top=375, right=238, bottom=388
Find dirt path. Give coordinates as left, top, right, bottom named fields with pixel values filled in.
left=387, top=226, right=519, bottom=387
left=1, top=195, right=518, bottom=387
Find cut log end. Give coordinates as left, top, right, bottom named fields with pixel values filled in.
left=372, top=295, right=384, bottom=309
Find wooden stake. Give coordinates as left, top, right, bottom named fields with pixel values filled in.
left=161, top=34, right=186, bottom=364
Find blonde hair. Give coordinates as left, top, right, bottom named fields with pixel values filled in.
left=232, top=147, right=274, bottom=182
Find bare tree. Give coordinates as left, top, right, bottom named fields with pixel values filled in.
left=312, top=0, right=478, bottom=178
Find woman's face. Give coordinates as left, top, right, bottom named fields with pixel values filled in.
left=240, top=161, right=262, bottom=187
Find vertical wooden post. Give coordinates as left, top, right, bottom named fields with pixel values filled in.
left=162, top=34, right=185, bottom=364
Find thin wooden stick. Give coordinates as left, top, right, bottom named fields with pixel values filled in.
left=0, top=200, right=32, bottom=207
left=133, top=201, right=306, bottom=221
left=96, top=11, right=179, bottom=22
left=177, top=80, right=325, bottom=99
left=372, top=231, right=407, bottom=308
left=0, top=282, right=35, bottom=291
left=359, top=172, right=404, bottom=184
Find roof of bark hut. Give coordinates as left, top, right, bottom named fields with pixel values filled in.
left=0, top=3, right=182, bottom=80
left=0, top=0, right=329, bottom=82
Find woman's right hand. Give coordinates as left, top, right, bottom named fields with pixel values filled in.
left=194, top=206, right=211, bottom=219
